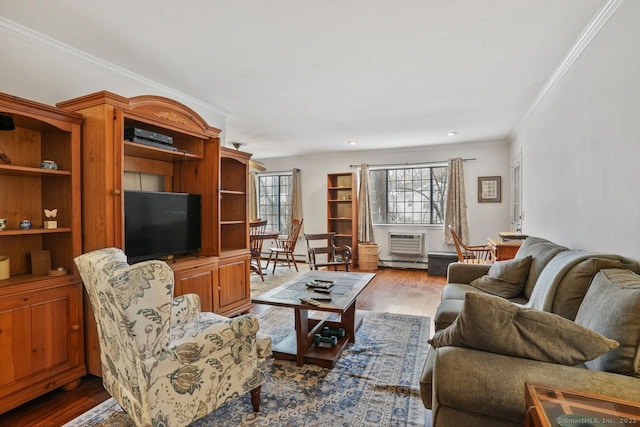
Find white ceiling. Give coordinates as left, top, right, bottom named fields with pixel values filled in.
left=0, top=0, right=606, bottom=159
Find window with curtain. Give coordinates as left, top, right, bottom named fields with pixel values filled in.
left=257, top=173, right=293, bottom=233
left=369, top=165, right=448, bottom=224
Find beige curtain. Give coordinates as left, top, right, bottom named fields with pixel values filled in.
left=357, top=163, right=374, bottom=243
left=249, top=171, right=258, bottom=220
left=444, top=158, right=468, bottom=244
left=291, top=168, right=304, bottom=234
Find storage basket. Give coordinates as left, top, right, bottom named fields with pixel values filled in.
left=358, top=243, right=379, bottom=271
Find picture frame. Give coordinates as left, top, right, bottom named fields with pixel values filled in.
left=478, top=176, right=501, bottom=203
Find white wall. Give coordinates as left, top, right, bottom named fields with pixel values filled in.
left=510, top=0, right=640, bottom=259
left=0, top=19, right=228, bottom=131
left=259, top=139, right=511, bottom=267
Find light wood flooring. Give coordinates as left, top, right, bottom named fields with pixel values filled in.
left=0, top=266, right=446, bottom=427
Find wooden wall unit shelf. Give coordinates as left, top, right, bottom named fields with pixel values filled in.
left=327, top=173, right=358, bottom=267
left=57, top=91, right=253, bottom=375
left=0, top=92, right=85, bottom=414
left=216, top=147, right=252, bottom=316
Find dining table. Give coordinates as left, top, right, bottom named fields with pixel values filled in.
left=250, top=229, right=280, bottom=277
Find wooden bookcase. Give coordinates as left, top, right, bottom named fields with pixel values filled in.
left=57, top=91, right=252, bottom=373
left=327, top=172, right=358, bottom=267
left=216, top=147, right=251, bottom=316
left=0, top=92, right=86, bottom=414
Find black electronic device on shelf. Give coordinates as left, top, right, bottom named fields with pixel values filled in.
left=124, top=127, right=178, bottom=151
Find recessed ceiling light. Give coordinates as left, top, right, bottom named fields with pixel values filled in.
left=446, top=131, right=457, bottom=136
left=347, top=140, right=358, bottom=145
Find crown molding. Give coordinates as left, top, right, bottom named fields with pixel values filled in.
left=509, top=0, right=623, bottom=141
left=0, top=16, right=230, bottom=117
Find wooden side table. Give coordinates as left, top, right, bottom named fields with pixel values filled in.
left=487, top=238, right=522, bottom=261
left=525, top=383, right=640, bottom=427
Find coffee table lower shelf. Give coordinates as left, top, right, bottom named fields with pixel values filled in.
left=272, top=311, right=364, bottom=368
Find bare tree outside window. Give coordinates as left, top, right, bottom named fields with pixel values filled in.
left=258, top=174, right=292, bottom=233
left=369, top=165, right=447, bottom=224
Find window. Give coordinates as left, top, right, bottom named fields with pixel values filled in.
left=258, top=173, right=292, bottom=232
left=369, top=165, right=447, bottom=224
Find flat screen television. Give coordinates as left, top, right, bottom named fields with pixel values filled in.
left=124, top=190, right=202, bottom=263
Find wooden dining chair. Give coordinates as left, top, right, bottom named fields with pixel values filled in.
left=250, top=219, right=268, bottom=281
left=266, top=218, right=303, bottom=273
left=449, top=225, right=493, bottom=264
left=304, top=232, right=352, bottom=271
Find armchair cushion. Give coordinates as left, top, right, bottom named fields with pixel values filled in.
left=575, top=269, right=640, bottom=376
left=470, top=255, right=532, bottom=298
left=429, top=293, right=618, bottom=365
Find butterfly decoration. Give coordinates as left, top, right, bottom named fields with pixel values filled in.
left=44, top=209, right=58, bottom=218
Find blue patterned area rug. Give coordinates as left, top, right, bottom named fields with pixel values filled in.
left=64, top=307, right=430, bottom=427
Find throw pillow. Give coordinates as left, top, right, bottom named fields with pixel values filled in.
left=428, top=292, right=619, bottom=365
left=574, top=269, right=640, bottom=377
left=469, top=255, right=532, bottom=298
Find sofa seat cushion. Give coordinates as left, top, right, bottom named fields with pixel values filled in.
left=441, top=282, right=529, bottom=304
left=429, top=293, right=619, bottom=365
left=432, top=346, right=640, bottom=426
left=441, top=283, right=483, bottom=301
left=552, top=257, right=624, bottom=320
left=470, top=256, right=532, bottom=298
left=575, top=269, right=640, bottom=377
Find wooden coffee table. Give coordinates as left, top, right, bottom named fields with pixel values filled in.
left=525, top=383, right=640, bottom=427
left=251, top=270, right=375, bottom=368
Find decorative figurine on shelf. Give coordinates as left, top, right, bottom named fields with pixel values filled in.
left=0, top=218, right=6, bottom=231
left=19, top=219, right=31, bottom=230
left=40, top=160, right=58, bottom=170
left=0, top=147, right=11, bottom=164
left=44, top=209, right=58, bottom=229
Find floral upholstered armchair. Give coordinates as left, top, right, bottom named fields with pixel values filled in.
left=74, top=248, right=271, bottom=427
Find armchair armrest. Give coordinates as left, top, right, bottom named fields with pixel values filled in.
left=168, top=313, right=262, bottom=359
left=447, top=262, right=491, bottom=284
left=171, top=293, right=201, bottom=327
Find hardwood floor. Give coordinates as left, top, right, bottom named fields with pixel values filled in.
left=0, top=266, right=446, bottom=427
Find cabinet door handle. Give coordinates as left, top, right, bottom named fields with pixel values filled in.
left=71, top=324, right=81, bottom=331
left=113, top=189, right=121, bottom=195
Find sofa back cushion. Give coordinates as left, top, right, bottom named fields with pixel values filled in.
left=575, top=269, right=640, bottom=377
left=515, top=237, right=568, bottom=299
left=552, top=257, right=624, bottom=320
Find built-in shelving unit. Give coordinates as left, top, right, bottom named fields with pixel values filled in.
left=216, top=147, right=251, bottom=316
left=0, top=92, right=85, bottom=414
left=327, top=172, right=358, bottom=267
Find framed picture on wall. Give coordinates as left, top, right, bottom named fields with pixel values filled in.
left=478, top=176, right=501, bottom=203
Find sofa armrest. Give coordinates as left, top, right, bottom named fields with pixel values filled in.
left=446, top=263, right=490, bottom=284
left=433, top=346, right=640, bottom=425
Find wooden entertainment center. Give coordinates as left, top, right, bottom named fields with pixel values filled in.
left=0, top=89, right=253, bottom=411
left=56, top=91, right=253, bottom=376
